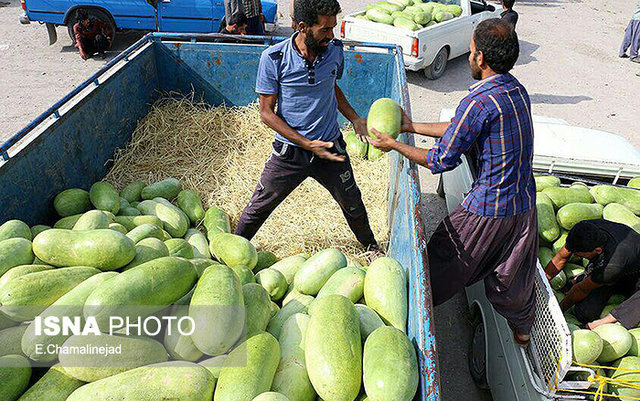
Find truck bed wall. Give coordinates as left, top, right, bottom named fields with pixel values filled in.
left=0, top=35, right=439, bottom=401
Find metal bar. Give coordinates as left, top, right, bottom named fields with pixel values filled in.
left=0, top=33, right=154, bottom=157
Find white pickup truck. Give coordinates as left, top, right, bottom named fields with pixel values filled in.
left=340, top=0, right=501, bottom=79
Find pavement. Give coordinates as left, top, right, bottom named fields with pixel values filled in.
left=1, top=0, right=639, bottom=400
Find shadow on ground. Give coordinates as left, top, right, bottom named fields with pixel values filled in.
left=529, top=93, right=592, bottom=104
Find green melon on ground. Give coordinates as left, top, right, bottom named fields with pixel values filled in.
left=90, top=182, right=121, bottom=214
left=0, top=238, right=34, bottom=277
left=17, top=364, right=84, bottom=401
left=316, top=267, right=365, bottom=303
left=252, top=393, right=291, bottom=401
left=0, top=325, right=28, bottom=357
left=0, top=354, right=31, bottom=401
left=141, top=178, right=182, bottom=200
left=255, top=251, right=279, bottom=272
left=305, top=295, right=361, bottom=401
left=243, top=283, right=272, bottom=338
left=60, top=334, right=169, bottom=382
left=120, top=181, right=145, bottom=203
left=124, top=237, right=170, bottom=270
left=355, top=304, right=385, bottom=341
left=214, top=332, right=281, bottom=401
left=363, top=326, right=419, bottom=401
left=256, top=269, right=288, bottom=300
left=270, top=255, right=306, bottom=284
left=0, top=220, right=32, bottom=242
left=33, top=229, right=135, bottom=271
left=364, top=257, right=407, bottom=332
left=593, top=324, right=632, bottom=363
left=610, top=356, right=640, bottom=399
left=210, top=233, right=258, bottom=270
left=54, top=188, right=92, bottom=217
left=66, top=362, right=215, bottom=401
left=293, top=249, right=347, bottom=295
left=571, top=329, right=603, bottom=364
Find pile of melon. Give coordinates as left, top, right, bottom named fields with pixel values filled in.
left=357, top=0, right=463, bottom=31
left=536, top=175, right=640, bottom=399
left=0, top=178, right=418, bottom=401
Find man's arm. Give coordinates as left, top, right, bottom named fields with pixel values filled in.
left=403, top=117, right=450, bottom=139
left=545, top=246, right=572, bottom=281
left=559, top=276, right=602, bottom=311
left=259, top=94, right=344, bottom=162
left=335, top=85, right=367, bottom=139
left=369, top=98, right=484, bottom=174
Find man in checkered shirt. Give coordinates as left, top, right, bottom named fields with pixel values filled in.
left=369, top=18, right=537, bottom=345
left=224, top=0, right=264, bottom=35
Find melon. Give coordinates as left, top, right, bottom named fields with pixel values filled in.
left=572, top=329, right=603, bottom=364
left=610, top=356, right=640, bottom=399
left=593, top=324, right=632, bottom=363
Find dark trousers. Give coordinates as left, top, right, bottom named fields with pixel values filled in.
left=80, top=34, right=108, bottom=56
left=245, top=16, right=265, bottom=35
left=234, top=139, right=377, bottom=247
left=574, top=279, right=640, bottom=329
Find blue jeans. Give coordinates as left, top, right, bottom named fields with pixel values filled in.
left=620, top=19, right=640, bottom=59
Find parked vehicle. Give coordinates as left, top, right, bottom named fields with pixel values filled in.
left=18, top=0, right=279, bottom=46
left=438, top=108, right=640, bottom=400
left=340, top=0, right=500, bottom=79
left=0, top=33, right=441, bottom=401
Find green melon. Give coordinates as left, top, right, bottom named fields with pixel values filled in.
left=610, top=356, right=640, bottom=399
left=141, top=178, right=182, bottom=200
left=210, top=233, right=258, bottom=270
left=293, top=249, right=347, bottom=295
left=367, top=98, right=402, bottom=140
left=89, top=182, right=120, bottom=214
left=572, top=329, right=603, bottom=364
left=364, top=257, right=407, bottom=332
left=593, top=324, right=632, bottom=363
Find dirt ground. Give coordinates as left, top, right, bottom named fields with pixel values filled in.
left=0, top=0, right=639, bottom=400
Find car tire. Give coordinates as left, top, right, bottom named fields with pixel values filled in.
left=469, top=316, right=490, bottom=390
left=67, top=9, right=115, bottom=46
left=423, top=47, right=449, bottom=80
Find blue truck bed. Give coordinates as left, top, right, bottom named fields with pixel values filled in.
left=0, top=33, right=440, bottom=401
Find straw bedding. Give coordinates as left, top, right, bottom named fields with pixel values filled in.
left=106, top=96, right=389, bottom=261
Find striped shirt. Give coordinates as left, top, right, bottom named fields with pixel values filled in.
left=425, top=73, right=536, bottom=218
left=243, top=0, right=261, bottom=19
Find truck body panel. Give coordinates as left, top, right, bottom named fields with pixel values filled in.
left=0, top=34, right=440, bottom=401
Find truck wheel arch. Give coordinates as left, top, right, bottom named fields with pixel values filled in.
left=64, top=7, right=117, bottom=44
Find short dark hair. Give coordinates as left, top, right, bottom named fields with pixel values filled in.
left=76, top=9, right=89, bottom=23
left=229, top=12, right=248, bottom=27
left=294, top=0, right=341, bottom=27
left=566, top=222, right=608, bottom=253
left=473, top=18, right=519, bottom=74
left=502, top=0, right=515, bottom=9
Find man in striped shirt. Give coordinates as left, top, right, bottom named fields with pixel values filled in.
left=369, top=19, right=537, bottom=344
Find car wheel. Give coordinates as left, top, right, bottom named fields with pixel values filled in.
left=423, top=47, right=449, bottom=80
left=67, top=9, right=115, bottom=46
left=469, top=316, right=490, bottom=390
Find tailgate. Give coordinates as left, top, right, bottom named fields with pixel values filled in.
left=342, top=15, right=416, bottom=57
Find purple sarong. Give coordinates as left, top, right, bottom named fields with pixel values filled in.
left=427, top=204, right=539, bottom=334
left=621, top=19, right=640, bottom=59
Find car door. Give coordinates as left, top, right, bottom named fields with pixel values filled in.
left=158, top=0, right=224, bottom=33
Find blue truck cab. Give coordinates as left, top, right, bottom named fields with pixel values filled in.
left=18, top=0, right=278, bottom=45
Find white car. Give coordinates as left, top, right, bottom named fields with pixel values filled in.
left=438, top=108, right=640, bottom=400
left=340, top=0, right=501, bottom=79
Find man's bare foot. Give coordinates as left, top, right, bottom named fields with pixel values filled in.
left=365, top=244, right=385, bottom=263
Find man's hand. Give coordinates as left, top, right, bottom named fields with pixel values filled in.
left=260, top=14, right=265, bottom=22
left=367, top=129, right=397, bottom=152
left=352, top=117, right=368, bottom=141
left=401, top=109, right=414, bottom=133
left=307, top=140, right=345, bottom=162
left=588, top=313, right=618, bottom=329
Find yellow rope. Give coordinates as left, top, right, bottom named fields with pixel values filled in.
left=550, top=362, right=640, bottom=401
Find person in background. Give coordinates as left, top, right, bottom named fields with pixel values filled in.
left=367, top=19, right=537, bottom=345
left=620, top=0, right=640, bottom=63
left=243, top=0, right=265, bottom=35
left=234, top=0, right=380, bottom=254
left=225, top=0, right=261, bottom=35
left=290, top=0, right=298, bottom=30
left=501, top=0, right=518, bottom=30
left=73, top=10, right=112, bottom=60
left=545, top=220, right=640, bottom=329
left=218, top=12, right=248, bottom=35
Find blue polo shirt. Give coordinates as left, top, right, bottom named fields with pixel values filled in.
left=255, top=33, right=344, bottom=146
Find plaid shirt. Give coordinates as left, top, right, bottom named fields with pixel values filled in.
left=426, top=73, right=536, bottom=218
left=243, top=0, right=261, bottom=19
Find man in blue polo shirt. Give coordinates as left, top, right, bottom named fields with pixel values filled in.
left=369, top=19, right=537, bottom=344
left=234, top=0, right=378, bottom=250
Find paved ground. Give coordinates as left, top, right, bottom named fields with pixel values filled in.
left=1, top=0, right=639, bottom=400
